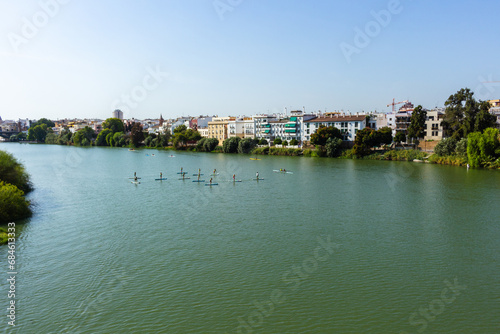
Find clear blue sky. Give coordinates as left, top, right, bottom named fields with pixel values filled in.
left=1, top=0, right=499, bottom=121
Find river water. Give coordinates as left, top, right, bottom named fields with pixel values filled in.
left=1, top=143, right=499, bottom=333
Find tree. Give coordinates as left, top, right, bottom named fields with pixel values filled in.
left=258, top=138, right=268, bottom=145
left=378, top=127, right=393, bottom=145
left=57, top=129, right=72, bottom=145
left=273, top=138, right=282, bottom=145
left=238, top=138, right=257, bottom=154
left=442, top=88, right=496, bottom=140
left=73, top=126, right=94, bottom=146
left=174, top=124, right=187, bottom=134
left=31, top=118, right=55, bottom=128
left=466, top=129, right=500, bottom=168
left=0, top=150, right=32, bottom=193
left=325, top=137, right=343, bottom=157
left=96, top=129, right=113, bottom=146
left=310, top=126, right=343, bottom=146
left=27, top=124, right=48, bottom=142
left=45, top=133, right=58, bottom=144
left=455, top=138, right=468, bottom=157
left=102, top=118, right=125, bottom=134
left=282, top=140, right=288, bottom=146
left=0, top=181, right=31, bottom=224
left=223, top=137, right=241, bottom=153
left=130, top=123, right=145, bottom=147
left=353, top=128, right=376, bottom=156
left=394, top=132, right=406, bottom=144
left=407, top=105, right=427, bottom=144
left=204, top=138, right=219, bottom=152
left=434, top=137, right=457, bottom=156
left=289, top=138, right=298, bottom=146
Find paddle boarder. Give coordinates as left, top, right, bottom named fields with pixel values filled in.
left=256, top=172, right=259, bottom=180
left=233, top=174, right=236, bottom=181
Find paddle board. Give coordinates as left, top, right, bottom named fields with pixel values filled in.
left=205, top=183, right=219, bottom=186
left=155, top=178, right=168, bottom=181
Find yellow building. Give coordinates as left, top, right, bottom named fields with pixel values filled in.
left=207, top=117, right=233, bottom=145
left=488, top=99, right=500, bottom=107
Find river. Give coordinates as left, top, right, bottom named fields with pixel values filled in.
left=1, top=143, right=499, bottom=333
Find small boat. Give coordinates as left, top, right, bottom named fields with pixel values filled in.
left=155, top=178, right=168, bottom=181
left=128, top=148, right=135, bottom=151
left=250, top=158, right=261, bottom=160
left=273, top=170, right=293, bottom=174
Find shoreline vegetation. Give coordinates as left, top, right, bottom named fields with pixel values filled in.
left=5, top=88, right=500, bottom=169
left=0, top=150, right=33, bottom=243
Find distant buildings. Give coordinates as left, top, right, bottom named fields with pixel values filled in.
left=113, top=109, right=124, bottom=120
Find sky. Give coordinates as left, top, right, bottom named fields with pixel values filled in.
left=1, top=0, right=500, bottom=121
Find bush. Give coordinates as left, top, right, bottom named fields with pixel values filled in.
left=273, top=138, right=282, bottom=145
left=0, top=150, right=32, bottom=193
left=434, top=138, right=457, bottom=156
left=252, top=147, right=269, bottom=155
left=45, top=133, right=58, bottom=144
left=238, top=138, right=257, bottom=154
left=258, top=138, right=268, bottom=145
left=223, top=137, right=241, bottom=153
left=289, top=139, right=298, bottom=146
left=282, top=140, right=288, bottom=147
left=325, top=137, right=343, bottom=157
left=0, top=181, right=31, bottom=224
left=455, top=138, right=468, bottom=157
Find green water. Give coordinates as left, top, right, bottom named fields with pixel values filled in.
left=1, top=143, right=499, bottom=333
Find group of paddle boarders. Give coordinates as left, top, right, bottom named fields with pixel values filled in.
left=130, top=168, right=265, bottom=183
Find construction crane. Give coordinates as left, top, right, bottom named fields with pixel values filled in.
left=387, top=99, right=409, bottom=112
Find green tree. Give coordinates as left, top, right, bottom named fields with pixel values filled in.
left=0, top=150, right=32, bottom=193
left=289, top=138, right=298, bottom=146
left=73, top=127, right=94, bottom=146
left=394, top=132, right=406, bottom=144
left=442, top=88, right=496, bottom=140
left=238, top=138, right=257, bottom=154
left=467, top=132, right=482, bottom=168
left=112, top=132, right=125, bottom=147
left=45, top=133, right=58, bottom=144
left=282, top=140, right=289, bottom=146
left=0, top=181, right=32, bottom=224
left=27, top=124, right=48, bottom=142
left=434, top=137, right=457, bottom=156
left=378, top=127, right=393, bottom=145
left=455, top=138, right=468, bottom=157
left=273, top=138, right=282, bottom=145
left=407, top=105, right=427, bottom=144
left=204, top=138, right=219, bottom=152
left=223, top=137, right=241, bottom=153
left=310, top=126, right=343, bottom=146
left=102, top=118, right=125, bottom=134
left=258, top=138, right=268, bottom=145
left=31, top=118, right=55, bottom=128
left=130, top=123, right=145, bottom=147
left=57, top=128, right=72, bottom=145
left=325, top=137, right=343, bottom=157
left=96, top=128, right=113, bottom=146
left=353, top=128, right=376, bottom=156
left=174, top=124, right=187, bottom=134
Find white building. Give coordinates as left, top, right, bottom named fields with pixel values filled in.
left=228, top=117, right=255, bottom=139
left=303, top=114, right=367, bottom=142
left=424, top=108, right=445, bottom=140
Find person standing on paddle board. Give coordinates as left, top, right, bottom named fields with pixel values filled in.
left=160, top=172, right=162, bottom=179
left=233, top=174, right=236, bottom=181
left=256, top=172, right=259, bottom=180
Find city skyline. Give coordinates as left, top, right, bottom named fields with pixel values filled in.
left=1, top=0, right=499, bottom=121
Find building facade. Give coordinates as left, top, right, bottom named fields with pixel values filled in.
left=303, top=114, right=367, bottom=142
